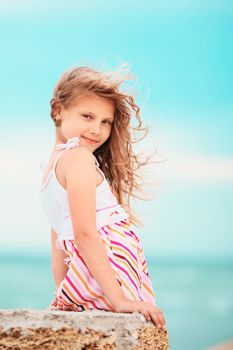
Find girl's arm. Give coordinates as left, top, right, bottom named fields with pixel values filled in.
left=63, top=147, right=126, bottom=309
left=51, top=228, right=69, bottom=288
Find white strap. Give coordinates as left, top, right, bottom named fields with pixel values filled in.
left=56, top=136, right=80, bottom=150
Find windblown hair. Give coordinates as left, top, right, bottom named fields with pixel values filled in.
left=50, top=63, right=164, bottom=227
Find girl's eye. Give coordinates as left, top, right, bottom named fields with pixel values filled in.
left=82, top=115, right=112, bottom=125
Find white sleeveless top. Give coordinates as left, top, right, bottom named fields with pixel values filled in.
left=40, top=137, right=129, bottom=249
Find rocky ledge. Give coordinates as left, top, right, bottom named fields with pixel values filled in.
left=0, top=309, right=169, bottom=349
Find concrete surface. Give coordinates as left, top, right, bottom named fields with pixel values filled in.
left=0, top=308, right=169, bottom=349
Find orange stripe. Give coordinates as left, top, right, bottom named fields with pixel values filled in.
left=113, top=255, right=140, bottom=285
left=131, top=242, right=138, bottom=250
left=109, top=225, right=130, bottom=236
left=107, top=224, right=127, bottom=237
left=142, top=281, right=155, bottom=297
left=69, top=247, right=138, bottom=307
left=108, top=224, right=137, bottom=241
left=113, top=270, right=138, bottom=300
left=121, top=278, right=138, bottom=300
left=105, top=226, right=138, bottom=250
left=101, top=239, right=112, bottom=252
left=115, top=221, right=139, bottom=239
left=58, top=294, right=76, bottom=310
left=70, top=262, right=114, bottom=310
left=107, top=227, right=137, bottom=258
left=69, top=236, right=139, bottom=291
left=110, top=244, right=138, bottom=271
left=115, top=221, right=131, bottom=229
left=64, top=228, right=149, bottom=305
left=63, top=283, right=90, bottom=309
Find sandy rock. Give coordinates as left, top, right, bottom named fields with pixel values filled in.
left=0, top=309, right=169, bottom=349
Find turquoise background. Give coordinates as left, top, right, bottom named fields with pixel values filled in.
left=0, top=1, right=232, bottom=349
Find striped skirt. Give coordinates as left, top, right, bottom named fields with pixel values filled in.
left=49, top=219, right=157, bottom=311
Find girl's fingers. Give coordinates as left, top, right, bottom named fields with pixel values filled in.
left=152, top=308, right=165, bottom=324
left=137, top=306, right=150, bottom=321
left=149, top=311, right=161, bottom=327
left=146, top=305, right=166, bottom=329
left=143, top=311, right=151, bottom=321
left=158, top=313, right=166, bottom=327
left=152, top=311, right=166, bottom=328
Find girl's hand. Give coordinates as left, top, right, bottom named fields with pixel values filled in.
left=113, top=298, right=167, bottom=330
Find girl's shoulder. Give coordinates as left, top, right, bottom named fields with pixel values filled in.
left=60, top=146, right=96, bottom=173
left=62, top=145, right=95, bottom=161
left=50, top=146, right=99, bottom=191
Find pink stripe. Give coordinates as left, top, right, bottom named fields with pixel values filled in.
left=114, top=222, right=139, bottom=242
left=72, top=236, right=139, bottom=301
left=122, top=229, right=137, bottom=240
left=68, top=268, right=106, bottom=309
left=61, top=228, right=154, bottom=309
left=69, top=240, right=140, bottom=302
left=66, top=275, right=91, bottom=303
left=108, top=223, right=139, bottom=247
left=66, top=273, right=100, bottom=309
left=108, top=256, right=140, bottom=296
left=110, top=240, right=138, bottom=262
left=91, top=300, right=99, bottom=309
left=100, top=226, right=110, bottom=237
left=71, top=243, right=104, bottom=295
left=64, top=204, right=118, bottom=221
left=96, top=204, right=118, bottom=212
left=72, top=257, right=103, bottom=296
left=114, top=252, right=140, bottom=283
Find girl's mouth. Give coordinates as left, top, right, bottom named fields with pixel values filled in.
left=82, top=136, right=99, bottom=144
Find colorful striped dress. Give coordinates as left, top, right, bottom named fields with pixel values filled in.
left=40, top=137, right=156, bottom=312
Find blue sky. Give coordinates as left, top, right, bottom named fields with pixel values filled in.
left=1, top=0, right=232, bottom=259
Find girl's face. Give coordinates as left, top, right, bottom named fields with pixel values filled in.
left=56, top=93, right=115, bottom=153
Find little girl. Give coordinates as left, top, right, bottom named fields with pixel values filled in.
left=40, top=63, right=166, bottom=330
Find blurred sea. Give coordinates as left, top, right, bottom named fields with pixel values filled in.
left=0, top=252, right=232, bottom=350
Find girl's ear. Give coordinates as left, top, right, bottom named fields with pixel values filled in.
left=54, top=103, right=64, bottom=119
left=54, top=117, right=62, bottom=127
left=53, top=104, right=65, bottom=127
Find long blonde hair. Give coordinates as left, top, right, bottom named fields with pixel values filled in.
left=50, top=63, right=164, bottom=227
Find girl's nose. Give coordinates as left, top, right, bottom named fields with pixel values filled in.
left=90, top=123, right=101, bottom=135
